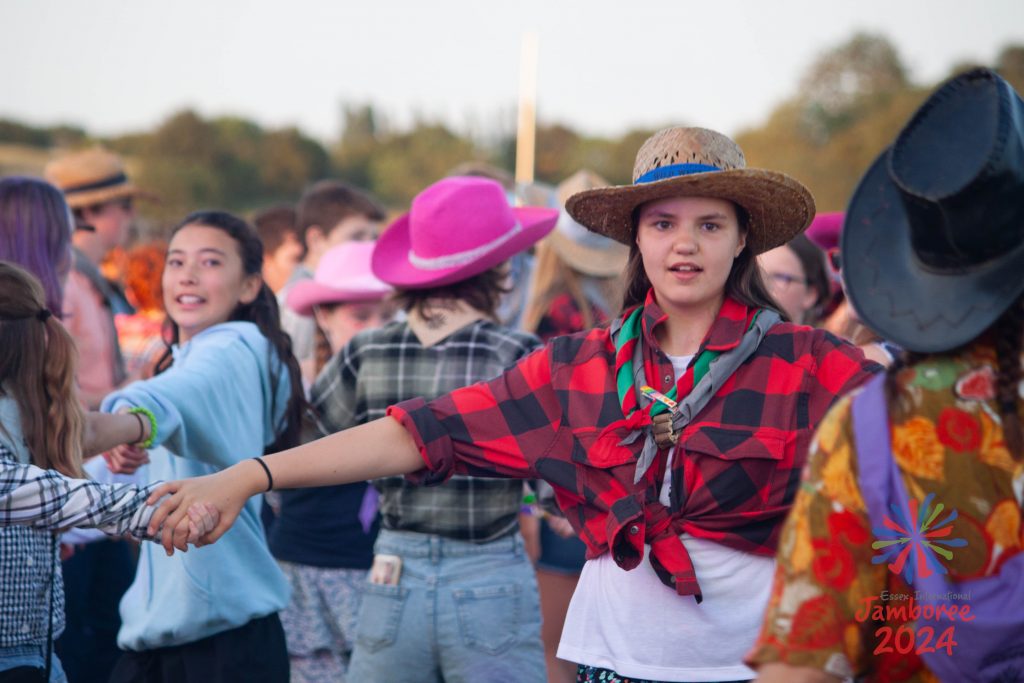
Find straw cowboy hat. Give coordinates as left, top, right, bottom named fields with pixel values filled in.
left=287, top=241, right=392, bottom=316
left=371, top=176, right=558, bottom=289
left=44, top=147, right=148, bottom=209
left=547, top=170, right=629, bottom=278
left=843, top=68, right=1024, bottom=353
left=565, top=127, right=815, bottom=254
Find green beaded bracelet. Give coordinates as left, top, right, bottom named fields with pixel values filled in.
left=127, top=406, right=158, bottom=448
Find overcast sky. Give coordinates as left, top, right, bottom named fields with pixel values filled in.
left=2, top=0, right=1021, bottom=142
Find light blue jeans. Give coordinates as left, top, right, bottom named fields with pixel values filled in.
left=348, top=529, right=546, bottom=683
left=0, top=643, right=67, bottom=682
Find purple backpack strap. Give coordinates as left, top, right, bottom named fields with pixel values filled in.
left=851, top=374, right=1024, bottom=682
left=850, top=374, right=892, bottom=528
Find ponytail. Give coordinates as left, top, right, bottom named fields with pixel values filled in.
left=0, top=262, right=84, bottom=477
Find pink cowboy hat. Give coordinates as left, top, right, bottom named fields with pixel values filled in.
left=287, top=241, right=391, bottom=316
left=371, top=176, right=559, bottom=289
left=805, top=212, right=844, bottom=251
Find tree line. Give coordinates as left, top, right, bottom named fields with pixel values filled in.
left=2, top=34, right=1022, bottom=227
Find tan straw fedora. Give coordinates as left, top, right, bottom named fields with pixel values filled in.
left=44, top=147, right=148, bottom=209
left=565, top=127, right=815, bottom=254
left=546, top=170, right=629, bottom=277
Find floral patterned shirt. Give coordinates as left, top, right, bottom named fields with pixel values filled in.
left=747, top=342, right=1024, bottom=681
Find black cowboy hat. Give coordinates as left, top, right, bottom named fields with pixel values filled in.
left=843, top=68, right=1024, bottom=353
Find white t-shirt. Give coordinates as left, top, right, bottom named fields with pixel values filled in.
left=557, top=354, right=775, bottom=682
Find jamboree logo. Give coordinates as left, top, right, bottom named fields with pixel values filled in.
left=871, top=492, right=967, bottom=582
left=856, top=494, right=971, bottom=657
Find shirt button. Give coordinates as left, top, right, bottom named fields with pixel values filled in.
left=670, top=576, right=677, bottom=584
left=628, top=525, right=640, bottom=536
left=21, top=623, right=30, bottom=633
left=614, top=553, right=624, bottom=563
left=25, top=556, right=33, bottom=567
left=663, top=374, right=672, bottom=384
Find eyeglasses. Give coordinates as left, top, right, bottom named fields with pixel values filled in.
left=766, top=272, right=808, bottom=289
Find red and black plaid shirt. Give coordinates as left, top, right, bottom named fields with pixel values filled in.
left=535, top=292, right=610, bottom=342
left=389, top=291, right=880, bottom=595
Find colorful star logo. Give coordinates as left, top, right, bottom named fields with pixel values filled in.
left=871, top=493, right=967, bottom=581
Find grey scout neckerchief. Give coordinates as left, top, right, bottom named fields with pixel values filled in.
left=612, top=309, right=782, bottom=484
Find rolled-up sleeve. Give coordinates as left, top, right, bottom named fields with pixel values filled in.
left=388, top=345, right=564, bottom=485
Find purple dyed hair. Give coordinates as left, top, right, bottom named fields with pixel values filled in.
left=0, top=177, right=74, bottom=315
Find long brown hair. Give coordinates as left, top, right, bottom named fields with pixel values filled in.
left=522, top=240, right=622, bottom=334
left=620, top=203, right=785, bottom=319
left=0, top=261, right=84, bottom=477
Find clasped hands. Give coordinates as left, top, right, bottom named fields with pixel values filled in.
left=102, top=444, right=224, bottom=555
left=148, top=499, right=220, bottom=553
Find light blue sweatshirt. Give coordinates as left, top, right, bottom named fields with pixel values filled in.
left=102, top=322, right=291, bottom=650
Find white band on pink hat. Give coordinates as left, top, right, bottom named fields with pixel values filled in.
left=407, top=222, right=523, bottom=271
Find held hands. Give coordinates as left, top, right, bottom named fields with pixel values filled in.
left=145, top=460, right=266, bottom=555
left=147, top=502, right=221, bottom=553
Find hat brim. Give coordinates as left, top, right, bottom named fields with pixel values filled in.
left=286, top=279, right=390, bottom=317
left=372, top=207, right=558, bottom=289
left=565, top=169, right=815, bottom=254
left=64, top=182, right=154, bottom=209
left=843, top=149, right=1024, bottom=353
left=546, top=230, right=629, bottom=278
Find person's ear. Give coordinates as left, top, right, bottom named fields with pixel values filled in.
left=735, top=231, right=747, bottom=258
left=239, top=274, right=262, bottom=305
left=305, top=226, right=325, bottom=251
left=801, top=285, right=819, bottom=316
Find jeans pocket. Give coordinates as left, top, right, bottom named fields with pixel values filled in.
left=453, top=583, right=521, bottom=655
left=354, top=582, right=408, bottom=653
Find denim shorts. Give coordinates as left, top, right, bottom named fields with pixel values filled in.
left=537, top=520, right=587, bottom=575
left=348, top=529, right=545, bottom=683
left=0, top=644, right=67, bottom=682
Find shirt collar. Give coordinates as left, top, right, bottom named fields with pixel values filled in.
left=639, top=289, right=754, bottom=355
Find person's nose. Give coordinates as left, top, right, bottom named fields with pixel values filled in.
left=671, top=226, right=699, bottom=255
left=178, top=261, right=199, bottom=285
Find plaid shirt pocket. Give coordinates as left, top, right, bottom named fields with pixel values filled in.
left=679, top=426, right=788, bottom=515
left=569, top=427, right=636, bottom=469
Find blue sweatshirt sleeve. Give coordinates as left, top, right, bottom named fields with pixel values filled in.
left=101, top=326, right=276, bottom=468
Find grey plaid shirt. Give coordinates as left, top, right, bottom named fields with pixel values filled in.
left=311, top=319, right=541, bottom=542
left=0, top=444, right=157, bottom=647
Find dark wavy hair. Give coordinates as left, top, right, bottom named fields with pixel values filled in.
left=620, top=202, right=785, bottom=319
left=154, top=211, right=307, bottom=453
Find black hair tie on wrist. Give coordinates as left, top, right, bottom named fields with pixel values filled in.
left=253, top=457, right=274, bottom=492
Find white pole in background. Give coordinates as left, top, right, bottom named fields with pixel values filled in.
left=515, top=31, right=538, bottom=204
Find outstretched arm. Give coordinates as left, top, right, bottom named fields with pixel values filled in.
left=0, top=459, right=216, bottom=544
left=149, top=342, right=562, bottom=552
left=83, top=411, right=152, bottom=459
left=147, top=416, right=422, bottom=552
